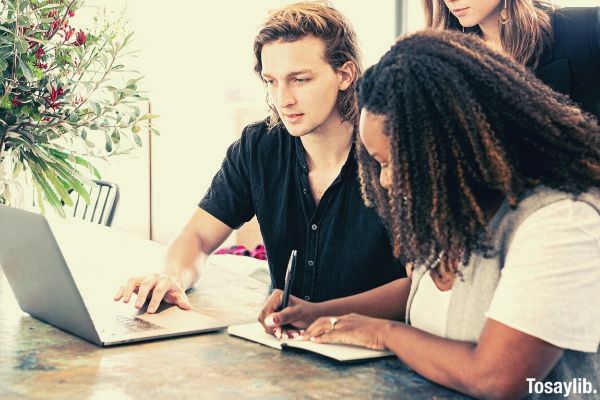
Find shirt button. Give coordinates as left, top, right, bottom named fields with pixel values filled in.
left=304, top=296, right=311, bottom=301
left=302, top=188, right=308, bottom=195
left=311, top=224, right=318, bottom=231
left=307, top=260, right=314, bottom=267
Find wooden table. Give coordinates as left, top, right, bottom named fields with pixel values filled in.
left=0, top=220, right=469, bottom=399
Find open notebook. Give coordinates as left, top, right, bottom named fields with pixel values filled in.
left=228, top=322, right=393, bottom=363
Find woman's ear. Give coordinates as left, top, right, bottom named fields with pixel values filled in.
left=337, top=61, right=357, bottom=91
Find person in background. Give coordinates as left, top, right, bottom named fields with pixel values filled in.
left=423, top=0, right=600, bottom=119
left=114, top=1, right=404, bottom=314
left=261, top=31, right=600, bottom=399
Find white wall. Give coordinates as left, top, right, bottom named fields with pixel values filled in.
left=74, top=1, right=396, bottom=244
left=67, top=0, right=599, bottom=244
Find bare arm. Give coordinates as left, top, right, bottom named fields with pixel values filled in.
left=306, top=316, right=563, bottom=399
left=259, top=277, right=411, bottom=333
left=163, top=208, right=233, bottom=289
left=318, top=277, right=410, bottom=320
left=383, top=318, right=563, bottom=399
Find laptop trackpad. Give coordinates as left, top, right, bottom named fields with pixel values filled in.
left=137, top=303, right=222, bottom=330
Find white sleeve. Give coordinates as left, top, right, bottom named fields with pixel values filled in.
left=485, top=199, right=600, bottom=353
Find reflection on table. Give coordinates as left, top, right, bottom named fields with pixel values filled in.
left=0, top=219, right=469, bottom=399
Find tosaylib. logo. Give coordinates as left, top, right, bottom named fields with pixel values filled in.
left=527, top=378, right=597, bottom=397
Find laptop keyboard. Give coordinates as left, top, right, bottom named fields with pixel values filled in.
left=94, top=311, right=164, bottom=336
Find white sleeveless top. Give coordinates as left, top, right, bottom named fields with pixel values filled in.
left=409, top=272, right=452, bottom=337
left=409, top=199, right=600, bottom=352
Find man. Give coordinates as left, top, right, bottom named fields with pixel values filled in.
left=114, top=1, right=404, bottom=314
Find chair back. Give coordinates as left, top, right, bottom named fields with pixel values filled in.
left=68, top=180, right=119, bottom=226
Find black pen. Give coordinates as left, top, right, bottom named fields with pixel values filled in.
left=276, top=249, right=297, bottom=312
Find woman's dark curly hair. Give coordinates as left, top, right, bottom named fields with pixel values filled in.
left=356, top=30, right=600, bottom=275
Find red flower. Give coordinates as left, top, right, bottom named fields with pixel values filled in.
left=35, top=47, right=45, bottom=60
left=76, top=30, right=87, bottom=46
left=68, top=10, right=75, bottom=17
left=47, top=86, right=64, bottom=109
left=63, top=26, right=74, bottom=41
left=51, top=18, right=61, bottom=32
left=11, top=97, right=20, bottom=107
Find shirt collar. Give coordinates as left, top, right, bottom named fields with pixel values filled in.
left=293, top=132, right=357, bottom=179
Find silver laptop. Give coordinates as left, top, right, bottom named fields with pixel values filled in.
left=0, top=205, right=228, bottom=346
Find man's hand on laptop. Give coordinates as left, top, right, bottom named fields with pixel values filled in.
left=114, top=274, right=192, bottom=313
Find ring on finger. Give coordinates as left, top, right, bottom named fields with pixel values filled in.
left=329, top=317, right=339, bottom=331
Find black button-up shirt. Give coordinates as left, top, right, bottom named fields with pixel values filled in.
left=199, top=121, right=405, bottom=302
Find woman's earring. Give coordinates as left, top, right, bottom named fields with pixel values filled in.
left=462, top=26, right=465, bottom=33
left=499, top=0, right=510, bottom=24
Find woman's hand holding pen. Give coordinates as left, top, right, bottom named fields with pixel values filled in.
left=258, top=289, right=321, bottom=338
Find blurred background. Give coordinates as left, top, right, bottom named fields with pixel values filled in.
left=72, top=0, right=598, bottom=246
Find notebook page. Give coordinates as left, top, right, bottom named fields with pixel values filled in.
left=227, top=322, right=283, bottom=350
left=228, top=322, right=393, bottom=361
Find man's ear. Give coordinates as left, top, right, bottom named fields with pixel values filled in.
left=337, top=61, right=357, bottom=91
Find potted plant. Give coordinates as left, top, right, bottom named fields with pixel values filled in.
left=0, top=0, right=156, bottom=216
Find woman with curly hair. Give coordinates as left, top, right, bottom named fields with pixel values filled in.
left=423, top=0, right=600, bottom=119
left=259, top=31, right=600, bottom=398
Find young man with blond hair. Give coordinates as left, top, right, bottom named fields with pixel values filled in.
left=115, top=1, right=404, bottom=315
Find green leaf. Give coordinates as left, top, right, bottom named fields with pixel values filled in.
left=101, top=53, right=109, bottom=68
left=0, top=96, right=12, bottom=110
left=31, top=178, right=46, bottom=215
left=28, top=162, right=66, bottom=218
left=45, top=168, right=74, bottom=207
left=119, top=88, right=135, bottom=96
left=18, top=58, right=35, bottom=82
left=111, top=128, right=120, bottom=144
left=105, top=132, right=113, bottom=152
left=133, top=133, right=142, bottom=147
left=45, top=147, right=101, bottom=183
left=32, top=4, right=64, bottom=13
left=0, top=26, right=14, bottom=35
left=131, top=124, right=141, bottom=134
left=125, top=76, right=142, bottom=89
left=74, top=157, right=101, bottom=180
left=138, top=113, right=159, bottom=121
left=15, top=37, right=28, bottom=53
left=122, top=32, right=135, bottom=47
left=81, top=128, right=88, bottom=140
left=0, top=59, right=7, bottom=73
left=89, top=101, right=102, bottom=115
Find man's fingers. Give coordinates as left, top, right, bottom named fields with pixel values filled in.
left=135, top=275, right=159, bottom=308
left=122, top=277, right=141, bottom=303
left=114, top=286, right=124, bottom=301
left=177, top=292, right=192, bottom=310
left=146, top=280, right=169, bottom=313
left=167, top=290, right=192, bottom=310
